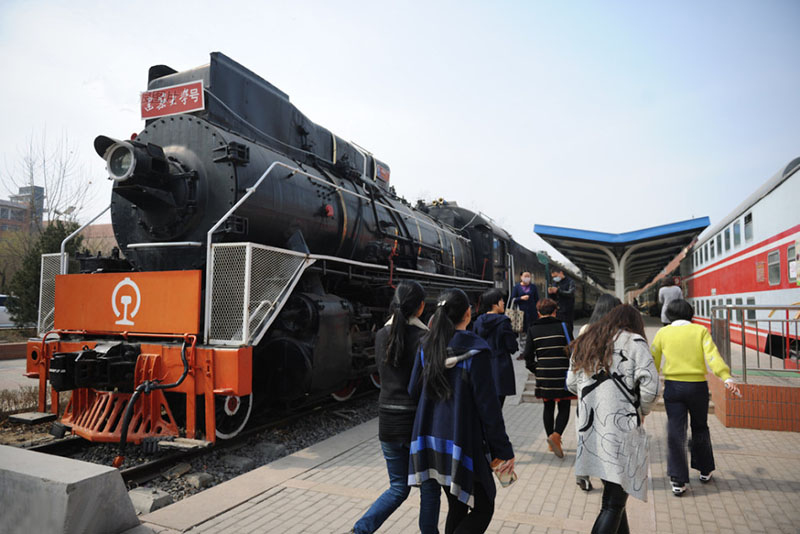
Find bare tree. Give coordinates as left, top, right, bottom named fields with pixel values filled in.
left=4, top=130, right=98, bottom=227
left=0, top=130, right=100, bottom=292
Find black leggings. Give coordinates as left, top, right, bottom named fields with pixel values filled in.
left=444, top=482, right=494, bottom=534
left=591, top=480, right=629, bottom=534
left=543, top=399, right=571, bottom=435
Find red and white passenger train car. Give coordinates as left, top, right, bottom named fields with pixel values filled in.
left=680, top=157, right=800, bottom=359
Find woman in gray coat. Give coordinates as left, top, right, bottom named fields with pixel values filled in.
left=567, top=305, right=659, bottom=534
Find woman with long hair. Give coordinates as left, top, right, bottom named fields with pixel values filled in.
left=567, top=305, right=660, bottom=534
left=522, top=298, right=575, bottom=458
left=572, top=293, right=621, bottom=492
left=579, top=294, right=622, bottom=336
left=408, top=288, right=515, bottom=534
left=350, top=281, right=440, bottom=534
left=473, top=288, right=519, bottom=407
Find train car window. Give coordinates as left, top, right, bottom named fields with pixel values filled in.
left=735, top=298, right=743, bottom=323
left=716, top=235, right=722, bottom=255
left=709, top=241, right=715, bottom=260
left=746, top=297, right=756, bottom=320
left=733, top=221, right=741, bottom=246
left=767, top=250, right=781, bottom=285
left=703, top=244, right=708, bottom=263
left=744, top=213, right=753, bottom=241
left=724, top=228, right=731, bottom=251
left=788, top=245, right=796, bottom=282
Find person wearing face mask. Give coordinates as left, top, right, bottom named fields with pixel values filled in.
left=547, top=268, right=575, bottom=341
left=510, top=272, right=539, bottom=335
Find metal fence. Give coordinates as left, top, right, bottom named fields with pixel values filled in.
left=206, top=243, right=315, bottom=346
left=37, top=253, right=67, bottom=336
left=710, top=304, right=800, bottom=383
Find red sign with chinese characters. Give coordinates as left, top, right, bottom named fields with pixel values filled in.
left=141, top=80, right=205, bottom=119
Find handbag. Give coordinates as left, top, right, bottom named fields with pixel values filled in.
left=505, top=298, right=525, bottom=333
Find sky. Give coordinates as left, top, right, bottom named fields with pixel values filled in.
left=0, top=0, right=798, bottom=270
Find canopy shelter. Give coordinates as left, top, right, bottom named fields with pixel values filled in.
left=534, top=217, right=710, bottom=299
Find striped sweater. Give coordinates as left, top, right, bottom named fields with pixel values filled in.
left=522, top=316, right=575, bottom=400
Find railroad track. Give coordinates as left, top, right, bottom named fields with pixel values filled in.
left=24, top=389, right=379, bottom=487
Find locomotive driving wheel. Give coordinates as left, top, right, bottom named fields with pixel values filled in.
left=370, top=372, right=381, bottom=389
left=215, top=392, right=253, bottom=439
left=331, top=381, right=358, bottom=401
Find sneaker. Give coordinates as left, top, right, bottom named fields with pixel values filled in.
left=577, top=477, right=593, bottom=491
left=546, top=432, right=564, bottom=458
left=699, top=472, right=713, bottom=483
left=670, top=478, right=687, bottom=496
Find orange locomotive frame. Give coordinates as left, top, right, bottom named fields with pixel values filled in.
left=25, top=269, right=252, bottom=444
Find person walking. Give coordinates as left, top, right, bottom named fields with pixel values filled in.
left=657, top=277, right=682, bottom=326
left=567, top=305, right=660, bottom=533
left=408, top=288, right=515, bottom=534
left=510, top=272, right=539, bottom=335
left=547, top=268, right=576, bottom=340
left=522, top=298, right=574, bottom=458
left=473, top=288, right=519, bottom=407
left=572, top=293, right=622, bottom=491
left=650, top=299, right=741, bottom=496
left=349, top=281, right=440, bottom=534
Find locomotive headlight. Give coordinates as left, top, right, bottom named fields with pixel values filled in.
left=106, top=143, right=136, bottom=182
left=94, top=136, right=137, bottom=182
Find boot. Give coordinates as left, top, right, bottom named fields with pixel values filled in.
left=547, top=432, right=564, bottom=458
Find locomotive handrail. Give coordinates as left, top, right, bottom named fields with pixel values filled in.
left=205, top=162, right=308, bottom=341
left=59, top=205, right=111, bottom=274
left=203, top=161, right=489, bottom=343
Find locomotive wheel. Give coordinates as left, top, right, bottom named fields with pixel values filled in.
left=331, top=381, right=358, bottom=401
left=215, top=392, right=253, bottom=439
left=370, top=372, right=381, bottom=389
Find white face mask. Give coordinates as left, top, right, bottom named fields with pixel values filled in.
left=552, top=276, right=563, bottom=283
left=521, top=277, right=531, bottom=284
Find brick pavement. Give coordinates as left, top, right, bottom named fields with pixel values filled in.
left=130, top=354, right=800, bottom=533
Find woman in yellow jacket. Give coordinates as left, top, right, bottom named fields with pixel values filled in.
left=650, top=299, right=741, bottom=496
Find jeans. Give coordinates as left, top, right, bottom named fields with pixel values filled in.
left=543, top=399, right=571, bottom=435
left=591, top=480, right=629, bottom=534
left=663, top=380, right=715, bottom=484
left=443, top=481, right=493, bottom=534
left=353, top=441, right=440, bottom=534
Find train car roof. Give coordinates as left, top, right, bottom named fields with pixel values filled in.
left=695, top=157, right=800, bottom=246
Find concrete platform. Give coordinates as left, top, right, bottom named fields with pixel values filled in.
left=126, top=354, right=800, bottom=534
left=0, top=444, right=139, bottom=534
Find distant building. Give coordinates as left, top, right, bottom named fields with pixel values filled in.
left=80, top=223, right=118, bottom=256
left=9, top=186, right=45, bottom=224
left=0, top=185, right=44, bottom=233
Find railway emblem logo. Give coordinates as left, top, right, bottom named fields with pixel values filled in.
left=112, top=277, right=141, bottom=326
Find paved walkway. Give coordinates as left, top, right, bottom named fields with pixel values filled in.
left=128, top=356, right=800, bottom=533
left=0, top=358, right=30, bottom=393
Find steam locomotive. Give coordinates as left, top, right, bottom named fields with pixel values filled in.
left=26, top=53, right=597, bottom=447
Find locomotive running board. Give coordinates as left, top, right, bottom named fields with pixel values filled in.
left=206, top=242, right=494, bottom=346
